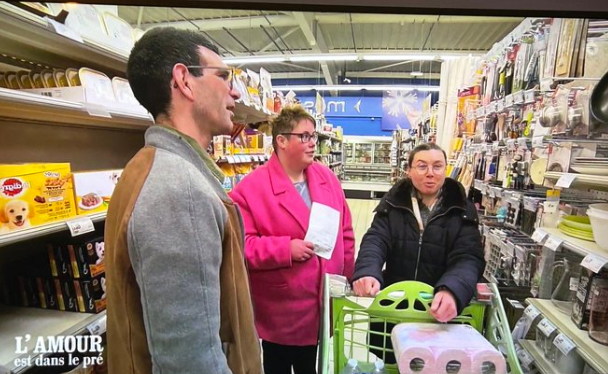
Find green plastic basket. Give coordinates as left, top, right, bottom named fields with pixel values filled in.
left=318, top=275, right=523, bottom=374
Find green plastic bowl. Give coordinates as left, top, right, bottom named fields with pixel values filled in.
left=561, top=215, right=592, bottom=232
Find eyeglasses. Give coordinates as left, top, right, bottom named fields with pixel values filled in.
left=280, top=132, right=318, bottom=143
left=185, top=65, right=234, bottom=90
left=413, top=164, right=446, bottom=175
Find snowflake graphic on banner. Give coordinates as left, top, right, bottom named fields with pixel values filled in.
left=381, top=90, right=421, bottom=130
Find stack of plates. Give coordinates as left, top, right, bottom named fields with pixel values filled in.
left=558, top=215, right=594, bottom=241
left=571, top=157, right=608, bottom=176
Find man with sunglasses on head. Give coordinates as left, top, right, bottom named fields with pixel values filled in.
left=104, top=27, right=262, bottom=374
left=230, top=106, right=355, bottom=374
left=351, top=143, right=485, bottom=362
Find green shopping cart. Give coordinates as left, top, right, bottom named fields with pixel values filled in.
left=318, top=275, right=523, bottom=374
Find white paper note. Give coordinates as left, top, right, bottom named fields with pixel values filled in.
left=305, top=202, right=340, bottom=260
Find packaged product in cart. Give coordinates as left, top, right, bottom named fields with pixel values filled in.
left=0, top=163, right=76, bottom=234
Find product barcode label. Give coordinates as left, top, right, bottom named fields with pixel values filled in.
left=581, top=254, right=608, bottom=273
left=532, top=136, right=544, bottom=147
left=87, top=315, right=107, bottom=336
left=66, top=217, right=95, bottom=237
left=570, top=277, right=580, bottom=291
left=524, top=305, right=541, bottom=321
left=555, top=173, right=577, bottom=189
left=517, top=348, right=534, bottom=367
left=531, top=229, right=548, bottom=243
left=553, top=333, right=576, bottom=356
left=544, top=236, right=564, bottom=251
left=538, top=318, right=557, bottom=337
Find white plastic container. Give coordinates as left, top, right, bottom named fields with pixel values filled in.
left=587, top=209, right=608, bottom=250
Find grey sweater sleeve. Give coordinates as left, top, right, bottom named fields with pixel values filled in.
left=127, top=159, right=231, bottom=374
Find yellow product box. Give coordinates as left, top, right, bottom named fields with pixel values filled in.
left=212, top=135, right=231, bottom=159
left=0, top=163, right=76, bottom=234
left=72, top=170, right=122, bottom=215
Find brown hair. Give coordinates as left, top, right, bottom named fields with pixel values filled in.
left=271, top=105, right=316, bottom=151
left=408, top=143, right=447, bottom=168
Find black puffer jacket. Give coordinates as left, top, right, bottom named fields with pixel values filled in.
left=352, top=177, right=485, bottom=313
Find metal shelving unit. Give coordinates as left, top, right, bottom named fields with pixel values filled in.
left=526, top=298, right=608, bottom=373
left=0, top=212, right=107, bottom=248
left=0, top=307, right=106, bottom=374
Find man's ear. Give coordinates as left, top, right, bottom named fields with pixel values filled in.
left=171, top=64, right=195, bottom=102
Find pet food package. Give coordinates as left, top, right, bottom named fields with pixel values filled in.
left=66, top=238, right=105, bottom=279
left=72, top=170, right=122, bottom=215
left=0, top=163, right=77, bottom=234
left=73, top=274, right=106, bottom=313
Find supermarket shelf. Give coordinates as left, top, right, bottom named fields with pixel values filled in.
left=329, top=161, right=343, bottom=168
left=527, top=298, right=608, bottom=373
left=331, top=150, right=343, bottom=154
left=540, top=228, right=608, bottom=263
left=0, top=212, right=106, bottom=248
left=0, top=3, right=127, bottom=76
left=0, top=306, right=106, bottom=374
left=216, top=154, right=268, bottom=164
left=233, top=101, right=275, bottom=124
left=318, top=132, right=342, bottom=142
left=345, top=169, right=391, bottom=174
left=544, top=172, right=608, bottom=189
left=341, top=181, right=391, bottom=192
left=519, top=340, right=557, bottom=374
left=0, top=88, right=153, bottom=130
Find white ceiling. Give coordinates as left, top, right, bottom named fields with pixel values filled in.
left=117, top=7, right=523, bottom=83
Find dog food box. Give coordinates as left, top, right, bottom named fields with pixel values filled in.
left=72, top=169, right=122, bottom=215
left=66, top=237, right=105, bottom=279
left=73, top=274, right=106, bottom=313
left=0, top=163, right=77, bottom=234
left=48, top=243, right=73, bottom=279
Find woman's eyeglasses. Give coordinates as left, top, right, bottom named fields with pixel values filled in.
left=280, top=132, right=318, bottom=143
left=413, top=164, right=446, bottom=175
left=185, top=66, right=234, bottom=90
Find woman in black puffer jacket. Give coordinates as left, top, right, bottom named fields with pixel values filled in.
left=351, top=143, right=485, bottom=362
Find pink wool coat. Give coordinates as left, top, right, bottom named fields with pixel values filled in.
left=229, top=154, right=355, bottom=346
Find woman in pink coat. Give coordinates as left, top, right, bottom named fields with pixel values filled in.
left=230, top=106, right=355, bottom=374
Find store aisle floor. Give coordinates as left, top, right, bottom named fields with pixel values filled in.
left=346, top=198, right=380, bottom=257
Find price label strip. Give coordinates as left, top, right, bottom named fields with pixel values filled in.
left=531, top=228, right=548, bottom=243
left=226, top=156, right=236, bottom=164
left=523, top=305, right=541, bottom=321
left=66, top=217, right=95, bottom=237
left=86, top=314, right=107, bottom=336
left=532, top=136, right=544, bottom=147
left=553, top=333, right=576, bottom=356
left=581, top=253, right=608, bottom=273
left=544, top=236, right=564, bottom=251
left=538, top=318, right=557, bottom=337
left=517, top=348, right=534, bottom=368
left=555, top=173, right=577, bottom=189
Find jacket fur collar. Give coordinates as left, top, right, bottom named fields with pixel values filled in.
left=379, top=177, right=468, bottom=212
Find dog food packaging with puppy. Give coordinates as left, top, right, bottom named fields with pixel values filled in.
left=0, top=163, right=76, bottom=234
left=72, top=170, right=122, bottom=215
left=66, top=237, right=105, bottom=280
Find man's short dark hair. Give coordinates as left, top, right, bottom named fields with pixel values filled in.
left=127, top=27, right=219, bottom=119
left=408, top=143, right=447, bottom=167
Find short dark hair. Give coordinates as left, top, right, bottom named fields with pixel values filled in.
left=408, top=143, right=447, bottom=167
left=127, top=27, right=219, bottom=119
left=271, top=105, right=316, bottom=151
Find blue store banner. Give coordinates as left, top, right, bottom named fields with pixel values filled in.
left=298, top=96, right=383, bottom=118
left=380, top=90, right=423, bottom=130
